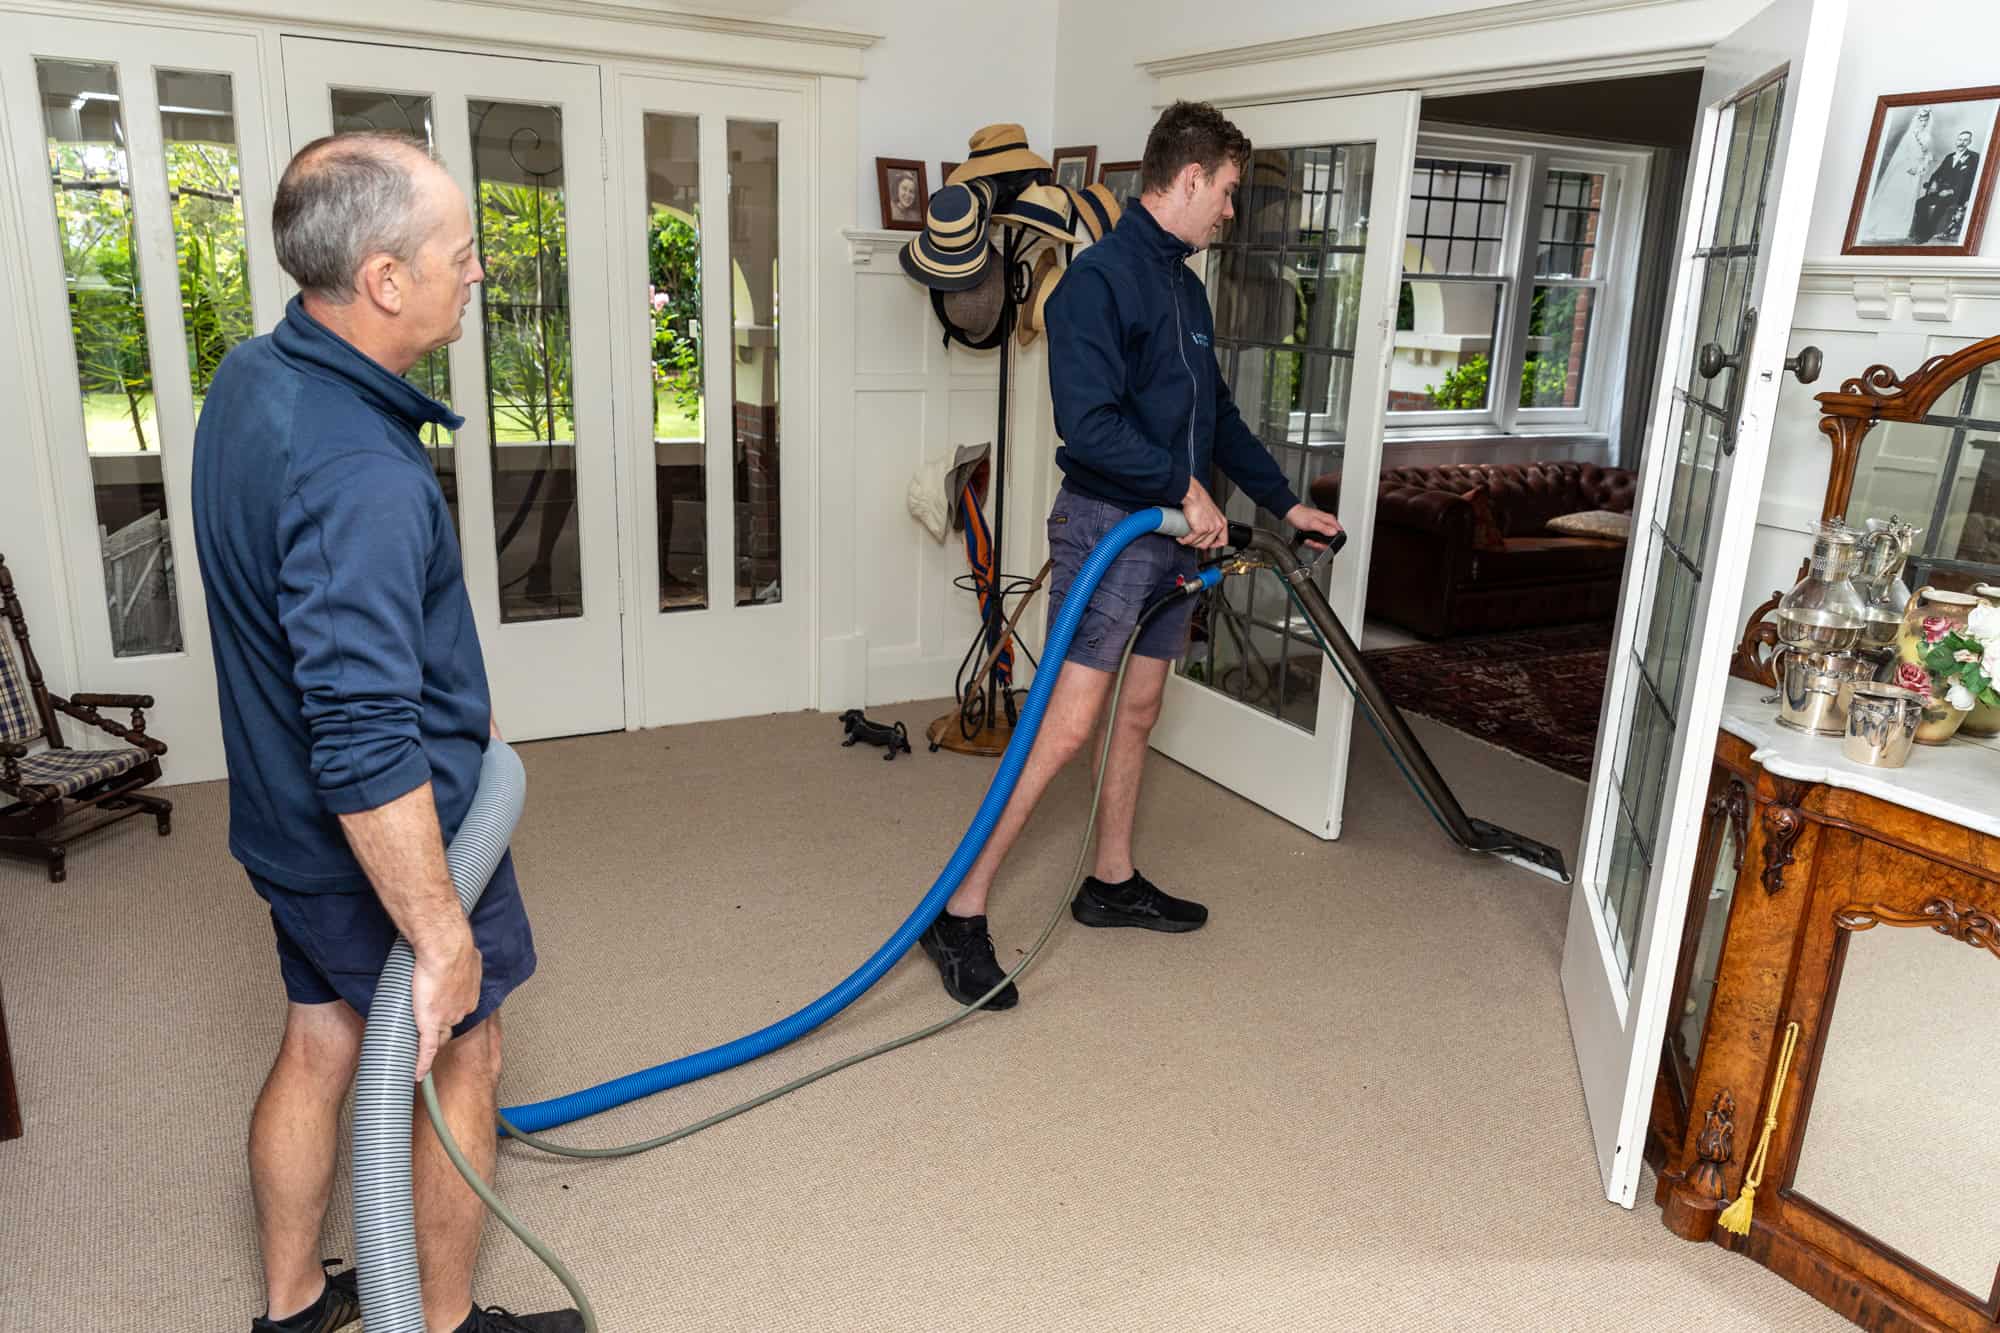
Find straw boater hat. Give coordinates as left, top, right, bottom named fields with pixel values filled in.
left=992, top=183, right=1083, bottom=245
left=1069, top=183, right=1123, bottom=243
left=1015, top=248, right=1061, bottom=349
left=945, top=124, right=1049, bottom=187
left=899, top=180, right=993, bottom=292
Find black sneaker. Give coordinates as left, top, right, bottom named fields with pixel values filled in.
left=251, top=1260, right=359, bottom=1332
left=457, top=1305, right=586, bottom=1333
left=917, top=912, right=1019, bottom=1009
left=1072, top=870, right=1208, bottom=932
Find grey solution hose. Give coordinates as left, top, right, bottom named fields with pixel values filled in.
left=353, top=739, right=528, bottom=1333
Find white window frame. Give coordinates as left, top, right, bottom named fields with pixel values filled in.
left=1387, top=128, right=1651, bottom=442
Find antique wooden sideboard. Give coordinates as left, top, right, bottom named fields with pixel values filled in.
left=1648, top=338, right=2000, bottom=1328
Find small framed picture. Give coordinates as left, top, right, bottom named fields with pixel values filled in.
left=941, top=161, right=960, bottom=185
left=1097, top=159, right=1142, bottom=201
left=876, top=157, right=928, bottom=231
left=1051, top=145, right=1098, bottom=194
left=1843, top=86, right=2000, bottom=256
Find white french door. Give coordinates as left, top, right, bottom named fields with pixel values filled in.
left=1150, top=91, right=1419, bottom=839
left=613, top=73, right=811, bottom=725
left=1561, top=0, right=1848, bottom=1206
left=282, top=38, right=623, bottom=742
left=1, top=14, right=286, bottom=781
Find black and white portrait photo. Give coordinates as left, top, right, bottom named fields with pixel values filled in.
left=875, top=158, right=928, bottom=232
left=1845, top=88, right=2000, bottom=256
left=1051, top=145, right=1096, bottom=195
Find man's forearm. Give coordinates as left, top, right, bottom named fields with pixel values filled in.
left=336, top=781, right=467, bottom=952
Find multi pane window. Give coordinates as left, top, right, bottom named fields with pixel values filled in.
left=1389, top=136, right=1633, bottom=430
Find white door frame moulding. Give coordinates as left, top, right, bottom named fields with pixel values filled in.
left=3, top=0, right=876, bottom=76
left=1139, top=0, right=1736, bottom=106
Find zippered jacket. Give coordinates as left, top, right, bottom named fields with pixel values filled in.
left=1045, top=200, right=1302, bottom=518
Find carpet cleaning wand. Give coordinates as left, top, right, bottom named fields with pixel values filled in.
left=1221, top=520, right=1571, bottom=884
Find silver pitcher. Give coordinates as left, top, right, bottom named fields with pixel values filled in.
left=1842, top=683, right=1924, bottom=768
left=1776, top=651, right=1875, bottom=734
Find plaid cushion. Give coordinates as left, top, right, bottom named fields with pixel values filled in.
left=0, top=629, right=35, bottom=744
left=12, top=746, right=147, bottom=798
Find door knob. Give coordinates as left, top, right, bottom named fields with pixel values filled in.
left=1785, top=345, right=1824, bottom=385
left=1697, top=341, right=1737, bottom=380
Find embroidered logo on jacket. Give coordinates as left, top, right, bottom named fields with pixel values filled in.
left=1191, top=331, right=1211, bottom=348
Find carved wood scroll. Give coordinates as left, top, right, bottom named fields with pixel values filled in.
left=1710, top=779, right=1750, bottom=874
left=1761, top=784, right=1810, bottom=896
left=1834, top=898, right=2000, bottom=963
left=1689, top=1089, right=1736, bottom=1206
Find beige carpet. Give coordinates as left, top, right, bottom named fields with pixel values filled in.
left=0, top=702, right=1850, bottom=1332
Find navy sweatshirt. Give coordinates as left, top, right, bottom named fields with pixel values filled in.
left=192, top=297, right=490, bottom=893
left=1045, top=200, right=1302, bottom=518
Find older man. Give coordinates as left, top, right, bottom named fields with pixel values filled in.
left=192, top=133, right=577, bottom=1333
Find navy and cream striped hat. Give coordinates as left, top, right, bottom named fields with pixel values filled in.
left=899, top=180, right=994, bottom=291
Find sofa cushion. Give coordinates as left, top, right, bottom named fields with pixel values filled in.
left=1546, top=509, right=1633, bottom=542
left=1469, top=535, right=1629, bottom=587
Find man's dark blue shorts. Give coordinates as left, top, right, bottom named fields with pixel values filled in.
left=251, top=850, right=537, bottom=1036
left=1045, top=486, right=1199, bottom=674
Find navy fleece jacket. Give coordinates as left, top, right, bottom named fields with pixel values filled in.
left=1045, top=199, right=1302, bottom=517
left=192, top=297, right=490, bottom=893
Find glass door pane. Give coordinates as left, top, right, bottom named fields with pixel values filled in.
left=728, top=119, right=780, bottom=607
left=644, top=112, right=706, bottom=612
left=1181, top=140, right=1374, bottom=733
left=469, top=99, right=582, bottom=623
left=1594, top=75, right=1784, bottom=981
left=36, top=57, right=180, bottom=658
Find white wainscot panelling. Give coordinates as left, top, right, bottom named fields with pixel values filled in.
left=846, top=228, right=1002, bottom=706
left=854, top=265, right=932, bottom=377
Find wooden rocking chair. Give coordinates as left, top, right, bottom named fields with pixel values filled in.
left=0, top=553, right=172, bottom=882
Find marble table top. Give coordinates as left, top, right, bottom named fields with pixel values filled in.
left=1718, top=677, right=2000, bottom=839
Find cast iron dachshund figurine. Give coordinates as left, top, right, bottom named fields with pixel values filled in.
left=840, top=709, right=912, bottom=761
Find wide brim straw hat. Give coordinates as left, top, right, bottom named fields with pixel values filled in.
left=937, top=243, right=1006, bottom=342
left=945, top=123, right=1050, bottom=186
left=993, top=183, right=1082, bottom=245
left=1016, top=249, right=1060, bottom=349
left=1070, top=183, right=1122, bottom=242
left=899, top=180, right=994, bottom=292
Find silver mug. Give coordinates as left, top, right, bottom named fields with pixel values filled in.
left=1842, top=683, right=1923, bottom=768
left=1776, top=650, right=1875, bottom=735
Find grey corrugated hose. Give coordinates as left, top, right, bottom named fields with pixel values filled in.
left=351, top=739, right=527, bottom=1333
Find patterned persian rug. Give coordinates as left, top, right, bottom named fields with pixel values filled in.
left=1361, top=622, right=1614, bottom=781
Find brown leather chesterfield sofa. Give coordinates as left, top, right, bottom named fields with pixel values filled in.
left=1308, top=461, right=1637, bottom=639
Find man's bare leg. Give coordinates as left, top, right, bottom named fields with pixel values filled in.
left=415, top=1012, right=503, bottom=1333
left=249, top=1001, right=365, bottom=1320
left=945, top=661, right=1113, bottom=918
left=1087, top=653, right=1170, bottom=885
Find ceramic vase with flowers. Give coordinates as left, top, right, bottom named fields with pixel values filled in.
left=1896, top=602, right=2000, bottom=744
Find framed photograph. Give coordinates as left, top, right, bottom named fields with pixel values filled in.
left=1097, top=159, right=1142, bottom=201
left=1051, top=145, right=1098, bottom=194
left=941, top=161, right=960, bottom=185
left=876, top=157, right=928, bottom=231
left=1843, top=86, right=2000, bottom=256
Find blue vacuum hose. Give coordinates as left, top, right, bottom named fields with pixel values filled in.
left=500, top=505, right=1189, bottom=1133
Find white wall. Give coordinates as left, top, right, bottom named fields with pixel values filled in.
left=696, top=0, right=1059, bottom=225
left=1744, top=0, right=2000, bottom=627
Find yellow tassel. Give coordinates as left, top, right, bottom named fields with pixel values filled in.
left=1717, top=1021, right=1800, bottom=1238
left=1716, top=1182, right=1756, bottom=1236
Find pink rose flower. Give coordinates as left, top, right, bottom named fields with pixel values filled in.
left=1895, top=661, right=1935, bottom=703
left=1922, top=615, right=1953, bottom=645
